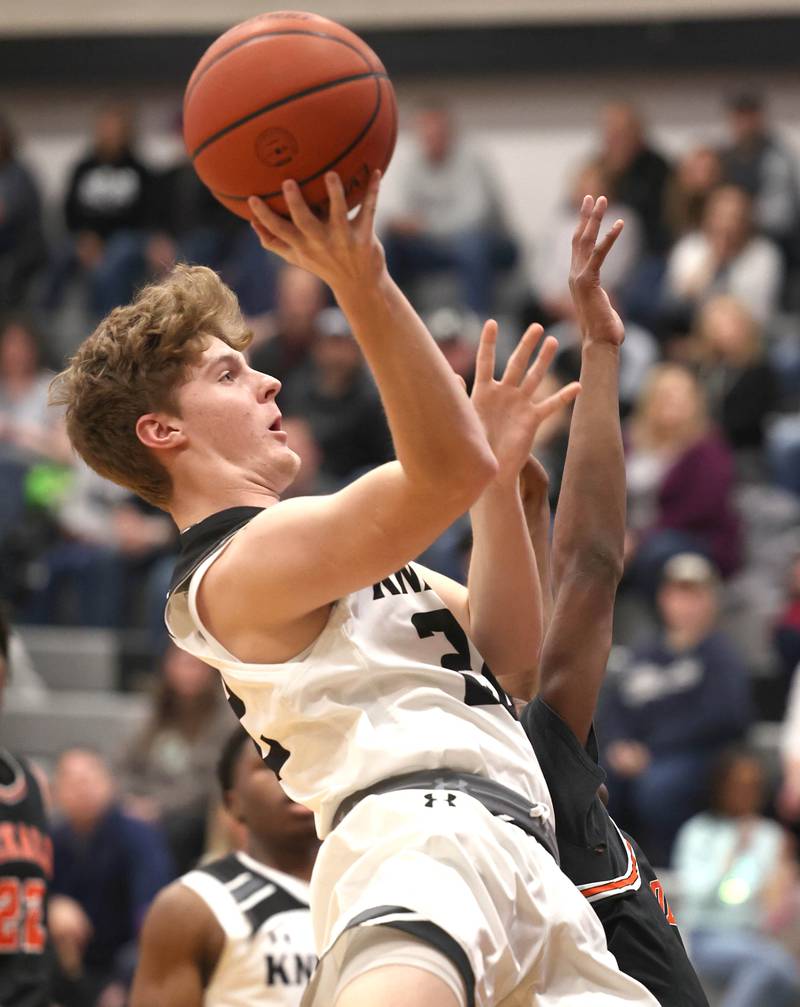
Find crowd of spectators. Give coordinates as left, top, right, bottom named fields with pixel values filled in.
left=5, top=87, right=800, bottom=1005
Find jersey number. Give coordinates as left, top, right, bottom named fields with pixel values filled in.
left=0, top=877, right=46, bottom=953
left=411, top=609, right=516, bottom=717
left=649, top=880, right=677, bottom=925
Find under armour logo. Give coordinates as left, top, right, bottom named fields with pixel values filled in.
left=424, top=792, right=457, bottom=808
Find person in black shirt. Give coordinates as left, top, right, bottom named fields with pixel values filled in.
left=517, top=198, right=709, bottom=1007
left=0, top=610, right=53, bottom=1007
left=48, top=104, right=152, bottom=316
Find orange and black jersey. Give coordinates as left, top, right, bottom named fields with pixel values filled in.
left=520, top=699, right=708, bottom=1007
left=0, top=749, right=52, bottom=1007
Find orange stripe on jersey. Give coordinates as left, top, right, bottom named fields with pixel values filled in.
left=577, top=819, right=642, bottom=903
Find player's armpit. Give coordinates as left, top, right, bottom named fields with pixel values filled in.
left=130, top=883, right=222, bottom=1007
left=199, top=462, right=479, bottom=657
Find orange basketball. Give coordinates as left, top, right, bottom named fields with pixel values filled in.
left=183, top=10, right=398, bottom=220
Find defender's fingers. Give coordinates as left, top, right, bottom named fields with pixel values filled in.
left=248, top=197, right=296, bottom=242
left=325, top=172, right=349, bottom=228
left=282, top=179, right=324, bottom=236
left=474, top=319, right=498, bottom=384
left=572, top=194, right=594, bottom=247
left=590, top=219, right=625, bottom=271
left=534, top=381, right=582, bottom=418
left=250, top=220, right=291, bottom=256
left=354, top=170, right=381, bottom=236
left=520, top=335, right=559, bottom=396
left=503, top=323, right=544, bottom=386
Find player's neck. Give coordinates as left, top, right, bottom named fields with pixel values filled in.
left=170, top=485, right=279, bottom=532
left=246, top=835, right=319, bottom=883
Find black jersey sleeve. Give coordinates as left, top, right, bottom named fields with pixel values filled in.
left=520, top=697, right=608, bottom=851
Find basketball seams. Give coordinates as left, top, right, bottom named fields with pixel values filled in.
left=190, top=70, right=389, bottom=161
left=184, top=28, right=379, bottom=106
left=209, top=75, right=390, bottom=204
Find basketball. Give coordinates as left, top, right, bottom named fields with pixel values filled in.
left=182, top=10, right=398, bottom=220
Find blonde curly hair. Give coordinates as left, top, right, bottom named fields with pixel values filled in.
left=50, top=265, right=252, bottom=509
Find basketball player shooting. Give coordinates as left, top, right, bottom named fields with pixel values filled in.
left=52, top=172, right=657, bottom=1006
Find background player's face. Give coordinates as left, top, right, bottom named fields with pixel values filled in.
left=175, top=337, right=301, bottom=494
left=228, top=743, right=316, bottom=849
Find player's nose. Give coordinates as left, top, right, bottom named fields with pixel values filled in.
left=255, top=369, right=281, bottom=401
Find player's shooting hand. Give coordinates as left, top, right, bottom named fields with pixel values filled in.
left=248, top=171, right=386, bottom=294
left=569, top=195, right=625, bottom=348
left=471, top=320, right=580, bottom=489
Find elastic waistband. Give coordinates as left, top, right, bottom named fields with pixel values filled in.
left=332, top=769, right=559, bottom=864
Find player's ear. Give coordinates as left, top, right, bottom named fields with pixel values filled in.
left=226, top=789, right=246, bottom=825
left=136, top=413, right=187, bottom=453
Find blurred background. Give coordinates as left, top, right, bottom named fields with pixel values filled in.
left=5, top=1, right=800, bottom=1003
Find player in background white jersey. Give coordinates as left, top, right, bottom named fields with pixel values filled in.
left=131, top=726, right=319, bottom=1007
left=53, top=173, right=657, bottom=1007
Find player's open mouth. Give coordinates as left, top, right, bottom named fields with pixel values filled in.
left=269, top=415, right=282, bottom=432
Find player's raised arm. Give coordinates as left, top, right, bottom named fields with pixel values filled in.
left=249, top=172, right=496, bottom=496
left=536, top=195, right=627, bottom=743
left=131, top=883, right=220, bottom=1007
left=464, top=324, right=579, bottom=699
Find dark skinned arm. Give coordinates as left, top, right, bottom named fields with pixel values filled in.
left=130, top=883, right=223, bottom=1007
left=533, top=196, right=627, bottom=745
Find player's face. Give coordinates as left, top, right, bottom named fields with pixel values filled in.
left=175, top=337, right=301, bottom=495
left=231, top=744, right=317, bottom=848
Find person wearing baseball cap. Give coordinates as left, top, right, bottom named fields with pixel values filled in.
left=600, top=552, right=752, bottom=865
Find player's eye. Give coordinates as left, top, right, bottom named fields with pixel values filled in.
left=219, top=371, right=235, bottom=382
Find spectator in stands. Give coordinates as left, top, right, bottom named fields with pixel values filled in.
left=424, top=305, right=480, bottom=392
left=674, top=748, right=800, bottom=1007
left=535, top=158, right=656, bottom=412
left=0, top=316, right=68, bottom=467
left=598, top=102, right=671, bottom=256
left=382, top=101, right=516, bottom=316
left=773, top=556, right=800, bottom=695
left=119, top=645, right=232, bottom=874
left=600, top=553, right=752, bottom=865
left=48, top=104, right=152, bottom=317
left=247, top=263, right=327, bottom=383
left=22, top=460, right=174, bottom=629
left=624, top=364, right=741, bottom=596
left=693, top=295, right=779, bottom=468
left=0, top=113, right=46, bottom=309
left=145, top=115, right=238, bottom=280
left=663, top=145, right=723, bottom=241
left=280, top=307, right=392, bottom=485
left=50, top=747, right=172, bottom=1006
left=537, top=158, right=643, bottom=323
left=662, top=185, right=784, bottom=330
left=0, top=316, right=70, bottom=553
left=720, top=91, right=800, bottom=262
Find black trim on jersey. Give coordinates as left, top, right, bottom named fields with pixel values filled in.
left=195, top=853, right=245, bottom=886
left=168, top=506, right=264, bottom=599
left=344, top=905, right=475, bottom=1007
left=242, top=885, right=308, bottom=935
left=196, top=853, right=309, bottom=935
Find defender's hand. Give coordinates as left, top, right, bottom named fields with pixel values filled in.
left=248, top=171, right=385, bottom=295
left=471, top=321, right=580, bottom=489
left=569, top=195, right=625, bottom=348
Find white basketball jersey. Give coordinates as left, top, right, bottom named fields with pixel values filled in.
left=181, top=851, right=315, bottom=1007
left=166, top=514, right=555, bottom=840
